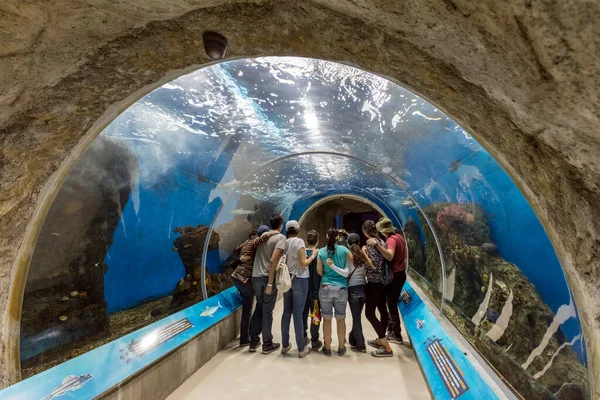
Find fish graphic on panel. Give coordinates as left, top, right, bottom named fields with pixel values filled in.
left=41, top=373, right=93, bottom=400
left=200, top=301, right=223, bottom=317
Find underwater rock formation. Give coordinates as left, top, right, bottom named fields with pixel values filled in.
left=206, top=273, right=235, bottom=298
left=170, top=225, right=220, bottom=310
left=20, top=137, right=138, bottom=376
left=415, top=202, right=589, bottom=400
left=404, top=218, right=426, bottom=275
left=204, top=199, right=278, bottom=297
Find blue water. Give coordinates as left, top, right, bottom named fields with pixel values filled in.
left=97, top=59, right=580, bottom=352
left=64, top=57, right=584, bottom=379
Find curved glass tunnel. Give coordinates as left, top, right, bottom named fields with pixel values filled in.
left=19, top=57, right=589, bottom=399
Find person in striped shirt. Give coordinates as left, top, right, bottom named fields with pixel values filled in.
left=231, top=225, right=278, bottom=347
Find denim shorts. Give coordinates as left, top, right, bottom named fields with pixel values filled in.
left=319, top=285, right=348, bottom=319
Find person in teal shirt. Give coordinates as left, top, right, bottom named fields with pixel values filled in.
left=317, top=228, right=353, bottom=357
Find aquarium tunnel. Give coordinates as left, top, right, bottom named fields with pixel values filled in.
left=3, top=57, right=590, bottom=400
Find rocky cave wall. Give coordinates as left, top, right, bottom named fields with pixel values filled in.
left=0, top=0, right=599, bottom=394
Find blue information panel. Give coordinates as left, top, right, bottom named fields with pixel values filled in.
left=0, top=288, right=242, bottom=400
left=399, top=282, right=498, bottom=400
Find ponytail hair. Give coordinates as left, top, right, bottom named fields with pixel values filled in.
left=349, top=243, right=368, bottom=265
left=326, top=228, right=338, bottom=254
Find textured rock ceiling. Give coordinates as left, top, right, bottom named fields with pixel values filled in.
left=0, top=0, right=599, bottom=394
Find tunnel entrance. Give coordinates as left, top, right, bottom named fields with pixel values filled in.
left=297, top=195, right=384, bottom=246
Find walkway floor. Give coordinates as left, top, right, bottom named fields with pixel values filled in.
left=168, top=300, right=431, bottom=400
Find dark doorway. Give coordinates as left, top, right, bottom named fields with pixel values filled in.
left=342, top=211, right=382, bottom=245
left=299, top=196, right=383, bottom=247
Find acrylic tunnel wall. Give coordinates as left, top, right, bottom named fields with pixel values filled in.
left=18, top=57, right=589, bottom=399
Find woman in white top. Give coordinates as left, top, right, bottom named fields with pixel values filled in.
left=281, top=220, right=318, bottom=358
left=346, top=233, right=368, bottom=352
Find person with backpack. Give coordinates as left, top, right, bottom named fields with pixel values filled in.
left=302, top=230, right=323, bottom=352
left=231, top=225, right=279, bottom=347
left=373, top=218, right=408, bottom=344
left=362, top=220, right=394, bottom=357
left=280, top=220, right=319, bottom=358
left=317, top=228, right=353, bottom=357
left=250, top=214, right=286, bottom=354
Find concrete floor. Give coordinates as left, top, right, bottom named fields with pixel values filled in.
left=168, top=300, right=431, bottom=400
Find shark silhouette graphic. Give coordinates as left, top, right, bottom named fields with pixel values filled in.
left=41, top=373, right=93, bottom=400
left=200, top=301, right=223, bottom=317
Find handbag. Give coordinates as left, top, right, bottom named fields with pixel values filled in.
left=231, top=269, right=250, bottom=284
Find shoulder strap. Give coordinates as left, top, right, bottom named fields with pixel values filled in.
left=346, top=259, right=358, bottom=282
left=346, top=266, right=357, bottom=282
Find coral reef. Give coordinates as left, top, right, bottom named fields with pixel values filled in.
left=436, top=204, right=470, bottom=231
left=414, top=202, right=589, bottom=400
left=403, top=218, right=425, bottom=275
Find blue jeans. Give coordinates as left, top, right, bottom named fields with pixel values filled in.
left=282, top=276, right=309, bottom=350
left=250, top=276, right=278, bottom=346
left=319, top=285, right=348, bottom=319
left=232, top=277, right=255, bottom=345
left=348, top=285, right=366, bottom=349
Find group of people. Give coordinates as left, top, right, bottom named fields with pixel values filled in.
left=230, top=214, right=407, bottom=358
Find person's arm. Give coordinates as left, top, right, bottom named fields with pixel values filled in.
left=326, top=259, right=351, bottom=277
left=298, top=247, right=317, bottom=268
left=265, top=247, right=282, bottom=295
left=265, top=235, right=285, bottom=295
left=250, top=231, right=278, bottom=248
left=367, top=237, right=394, bottom=261
left=317, top=256, right=324, bottom=276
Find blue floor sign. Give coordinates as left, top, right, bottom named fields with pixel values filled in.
left=399, top=282, right=498, bottom=400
